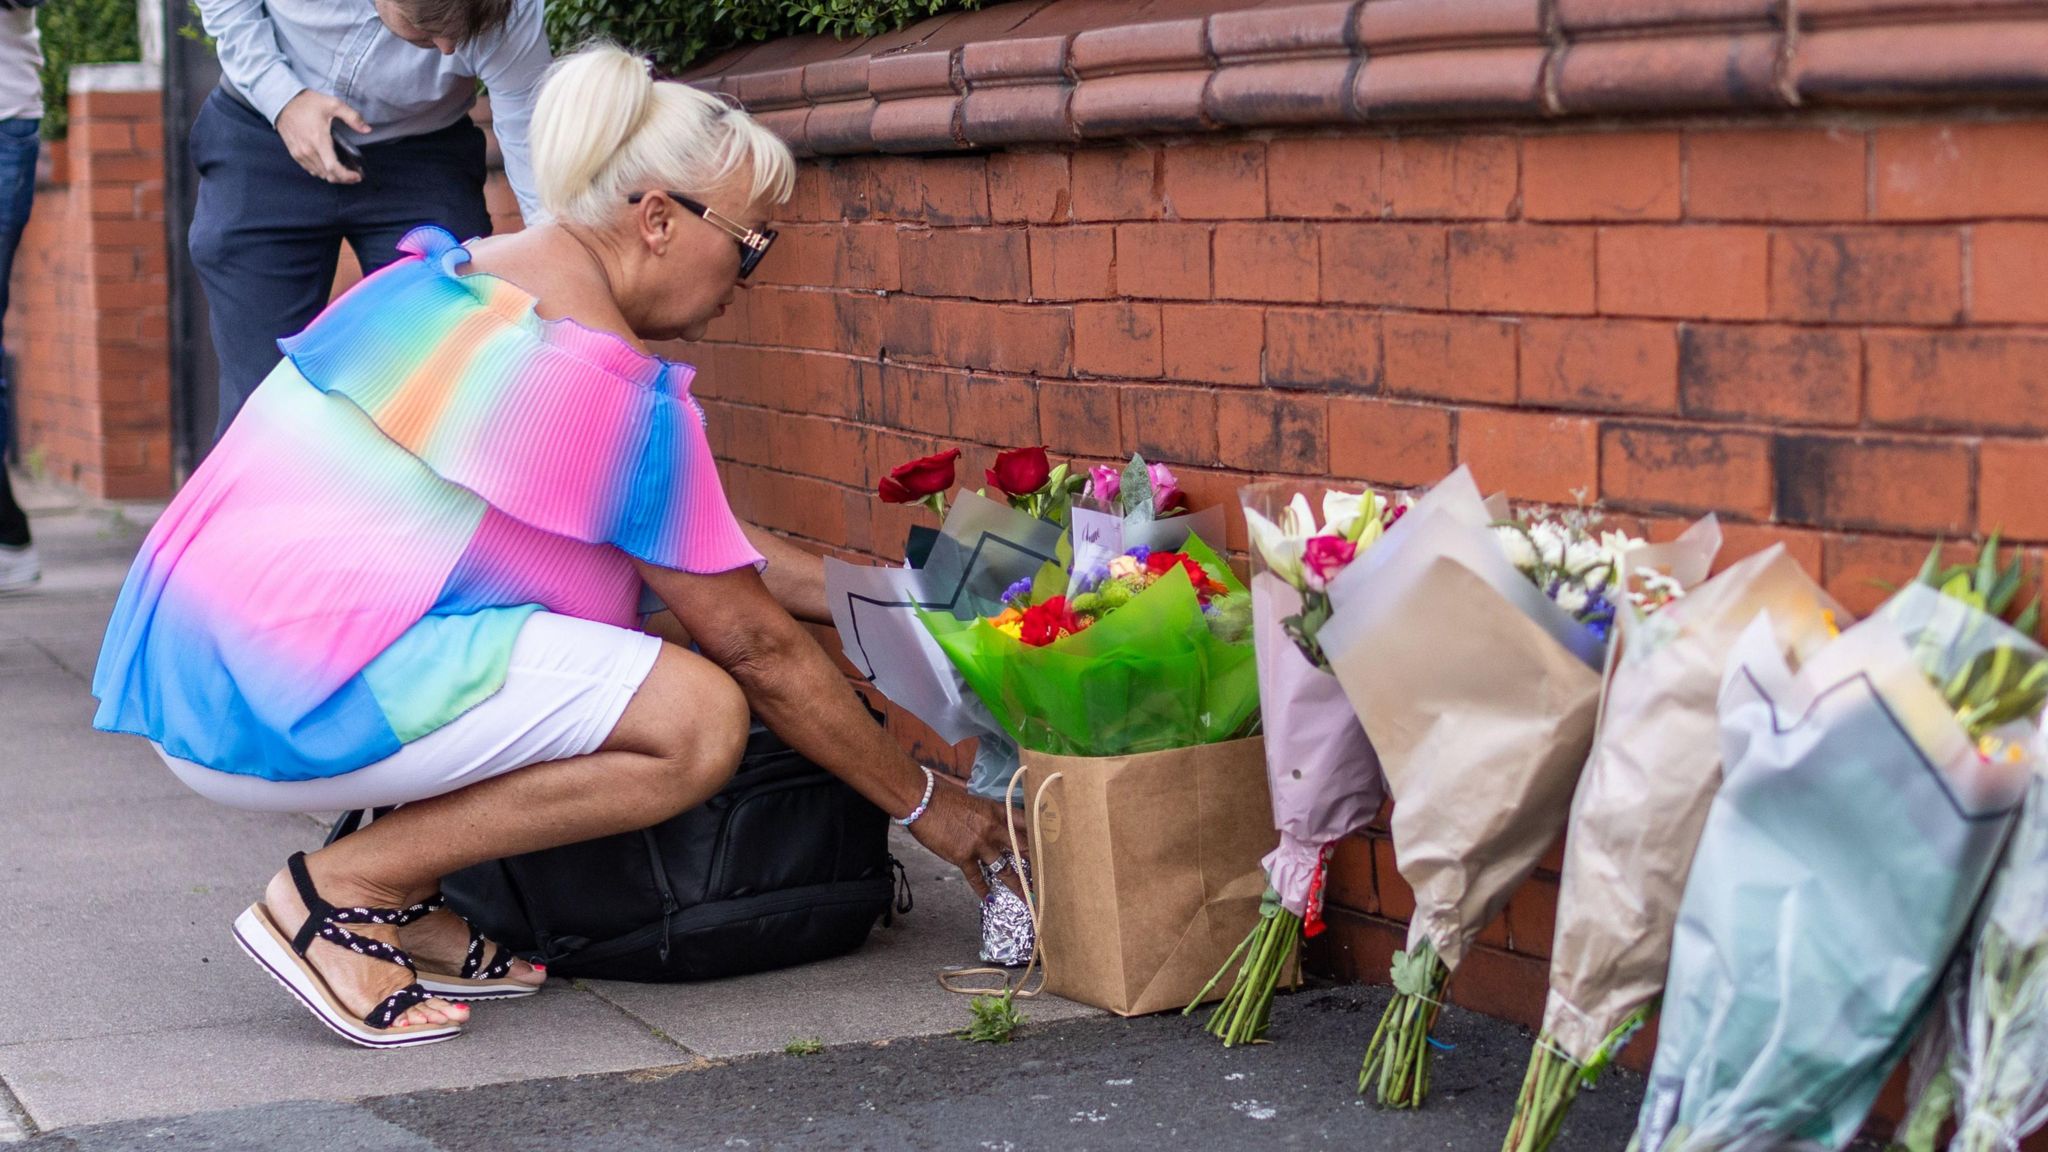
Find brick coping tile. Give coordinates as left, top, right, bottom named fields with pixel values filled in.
left=684, top=0, right=2048, bottom=156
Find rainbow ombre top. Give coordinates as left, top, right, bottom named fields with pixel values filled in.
left=92, top=227, right=763, bottom=782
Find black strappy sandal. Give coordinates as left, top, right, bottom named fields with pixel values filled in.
left=231, top=853, right=464, bottom=1048
left=394, top=894, right=542, bottom=1001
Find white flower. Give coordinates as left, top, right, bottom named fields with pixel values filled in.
left=1563, top=536, right=1606, bottom=576
left=1245, top=496, right=1316, bottom=589
left=1528, top=520, right=1570, bottom=567
left=1553, top=582, right=1590, bottom=615
left=1631, top=569, right=1687, bottom=609
left=1321, top=489, right=1382, bottom=542
left=1494, top=524, right=1539, bottom=574
left=1599, top=529, right=1646, bottom=565
left=1283, top=493, right=1317, bottom=538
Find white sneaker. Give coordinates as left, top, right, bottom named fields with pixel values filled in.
left=0, top=542, right=39, bottom=592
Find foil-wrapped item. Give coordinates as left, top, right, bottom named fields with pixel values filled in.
left=979, top=851, right=1035, bottom=968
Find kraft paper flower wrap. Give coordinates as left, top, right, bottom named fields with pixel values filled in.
left=1317, top=466, right=1717, bottom=1108
left=1504, top=544, right=1838, bottom=1152
left=918, top=507, right=1271, bottom=1018
left=1632, top=583, right=2040, bottom=1152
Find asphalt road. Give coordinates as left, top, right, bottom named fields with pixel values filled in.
left=25, top=984, right=1663, bottom=1151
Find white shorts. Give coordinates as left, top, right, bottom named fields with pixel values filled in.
left=157, top=612, right=665, bottom=813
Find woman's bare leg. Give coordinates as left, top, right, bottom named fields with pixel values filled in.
left=259, top=643, right=750, bottom=1028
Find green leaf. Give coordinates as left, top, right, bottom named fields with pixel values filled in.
left=1389, top=944, right=1441, bottom=998
left=1914, top=540, right=1946, bottom=591
left=1120, top=454, right=1155, bottom=525
left=958, top=989, right=1025, bottom=1043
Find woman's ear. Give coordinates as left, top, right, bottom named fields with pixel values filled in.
left=635, top=193, right=674, bottom=258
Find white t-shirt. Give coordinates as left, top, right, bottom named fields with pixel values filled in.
left=0, top=8, right=41, bottom=122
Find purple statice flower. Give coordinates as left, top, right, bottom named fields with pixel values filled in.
left=1001, top=576, right=1036, bottom=607
left=1073, top=562, right=1110, bottom=593
left=1123, top=545, right=1152, bottom=564
left=1581, top=590, right=1616, bottom=642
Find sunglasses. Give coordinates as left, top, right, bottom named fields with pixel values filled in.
left=627, top=191, right=777, bottom=279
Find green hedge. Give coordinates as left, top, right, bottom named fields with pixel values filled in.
left=33, top=0, right=966, bottom=140
left=34, top=0, right=141, bottom=140
left=546, top=0, right=981, bottom=76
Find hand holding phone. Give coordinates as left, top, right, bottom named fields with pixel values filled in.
left=331, top=125, right=366, bottom=176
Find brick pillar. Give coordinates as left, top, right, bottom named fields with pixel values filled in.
left=10, top=65, right=171, bottom=500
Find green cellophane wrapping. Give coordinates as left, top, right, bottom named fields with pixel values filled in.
left=920, top=535, right=1259, bottom=757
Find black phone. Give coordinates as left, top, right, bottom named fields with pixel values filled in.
left=331, top=125, right=365, bottom=175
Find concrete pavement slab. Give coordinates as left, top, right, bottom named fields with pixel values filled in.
left=0, top=983, right=687, bottom=1130
left=0, top=793, right=321, bottom=908
left=0, top=884, right=316, bottom=1046
left=587, top=839, right=1100, bottom=1060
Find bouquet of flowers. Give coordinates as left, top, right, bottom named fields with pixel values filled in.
left=1888, top=540, right=2048, bottom=1152
left=1947, top=766, right=2048, bottom=1152
left=834, top=447, right=1198, bottom=791
left=832, top=447, right=1199, bottom=968
left=1632, top=561, right=2043, bottom=1152
left=1316, top=466, right=1714, bottom=1108
left=1185, top=484, right=1401, bottom=1047
left=921, top=504, right=1255, bottom=757
left=1504, top=542, right=1837, bottom=1152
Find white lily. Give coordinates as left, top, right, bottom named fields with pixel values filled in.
left=1322, top=489, right=1377, bottom=542
left=1246, top=493, right=1317, bottom=588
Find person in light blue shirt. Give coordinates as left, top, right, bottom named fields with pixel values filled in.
left=190, top=0, right=552, bottom=442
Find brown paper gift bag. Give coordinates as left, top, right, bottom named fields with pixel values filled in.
left=1019, top=737, right=1279, bottom=1017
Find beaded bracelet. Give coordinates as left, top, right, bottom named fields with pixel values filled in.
left=894, top=765, right=936, bottom=827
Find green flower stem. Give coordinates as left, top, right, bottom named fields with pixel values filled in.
left=1359, top=945, right=1448, bottom=1108
left=1503, top=1038, right=1581, bottom=1152
left=1889, top=1059, right=1956, bottom=1152
left=1503, top=1006, right=1654, bottom=1152
left=1187, top=904, right=1301, bottom=1047
left=1955, top=924, right=2047, bottom=1152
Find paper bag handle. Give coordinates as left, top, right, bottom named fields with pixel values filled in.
left=936, top=763, right=1061, bottom=1000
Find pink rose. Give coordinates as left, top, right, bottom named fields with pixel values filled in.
left=1087, top=464, right=1121, bottom=503
left=1302, top=534, right=1359, bottom=588
left=1147, top=462, right=1185, bottom=513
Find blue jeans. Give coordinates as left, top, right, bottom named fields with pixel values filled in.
left=0, top=117, right=37, bottom=548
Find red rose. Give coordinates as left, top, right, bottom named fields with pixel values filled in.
left=1019, top=595, right=1076, bottom=647
left=985, top=446, right=1052, bottom=497
left=878, top=448, right=960, bottom=504
left=1146, top=551, right=1229, bottom=599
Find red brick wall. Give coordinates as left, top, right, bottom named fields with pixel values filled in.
left=11, top=89, right=172, bottom=499
left=687, top=120, right=2048, bottom=1100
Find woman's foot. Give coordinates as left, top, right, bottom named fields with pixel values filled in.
left=398, top=906, right=546, bottom=995
left=260, top=864, right=470, bottom=1031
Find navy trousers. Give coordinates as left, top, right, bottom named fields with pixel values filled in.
left=188, top=88, right=493, bottom=443
left=0, top=117, right=39, bottom=548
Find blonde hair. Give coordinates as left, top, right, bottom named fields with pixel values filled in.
left=531, top=44, right=796, bottom=227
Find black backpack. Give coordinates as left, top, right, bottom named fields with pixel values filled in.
left=329, top=716, right=907, bottom=982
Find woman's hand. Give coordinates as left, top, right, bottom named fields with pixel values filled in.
left=909, top=776, right=1028, bottom=901
left=639, top=560, right=1033, bottom=903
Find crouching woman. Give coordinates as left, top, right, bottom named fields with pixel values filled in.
left=92, top=44, right=1015, bottom=1048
